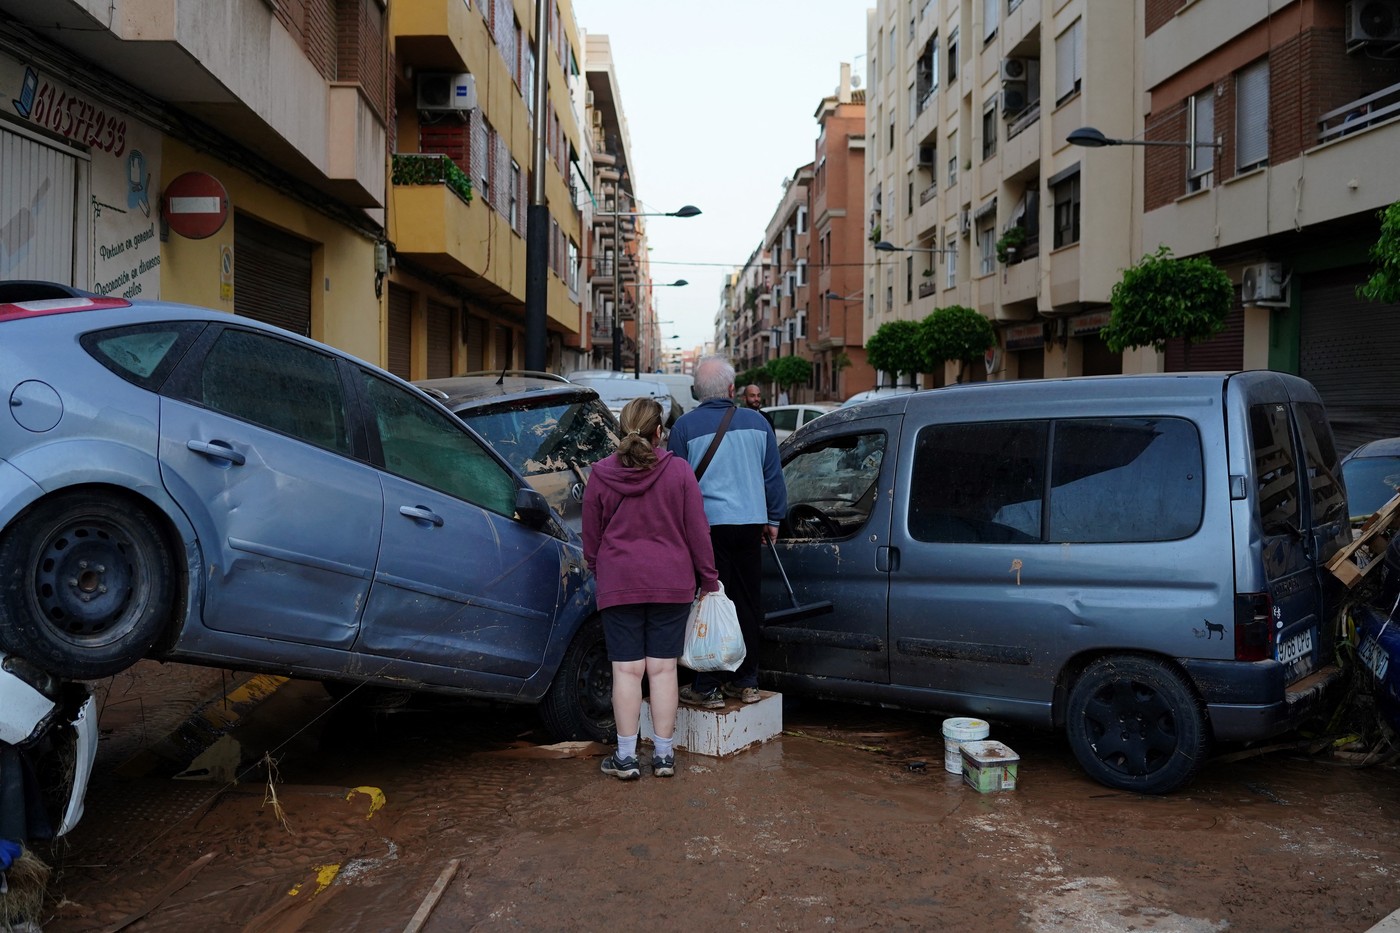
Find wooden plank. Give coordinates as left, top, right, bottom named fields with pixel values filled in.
left=403, top=859, right=461, bottom=933
left=1329, top=492, right=1400, bottom=587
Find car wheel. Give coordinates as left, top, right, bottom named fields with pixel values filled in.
left=540, top=614, right=615, bottom=743
left=0, top=493, right=175, bottom=680
left=1064, top=655, right=1209, bottom=794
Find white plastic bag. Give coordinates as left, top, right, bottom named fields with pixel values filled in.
left=680, top=583, right=745, bottom=672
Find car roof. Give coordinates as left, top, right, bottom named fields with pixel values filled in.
left=414, top=375, right=602, bottom=410
left=1344, top=436, right=1400, bottom=462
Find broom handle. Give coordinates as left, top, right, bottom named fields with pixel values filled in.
left=764, top=536, right=799, bottom=606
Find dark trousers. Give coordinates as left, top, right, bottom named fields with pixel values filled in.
left=693, top=523, right=763, bottom=691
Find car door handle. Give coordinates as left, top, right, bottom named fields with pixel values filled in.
left=399, top=505, right=444, bottom=527
left=186, top=439, right=246, bottom=466
left=876, top=545, right=899, bottom=573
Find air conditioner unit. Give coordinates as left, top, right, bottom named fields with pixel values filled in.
left=1001, top=81, right=1028, bottom=116
left=1347, top=0, right=1400, bottom=42
left=417, top=73, right=476, bottom=111
left=918, top=145, right=935, bottom=165
left=1000, top=57, right=1028, bottom=82
left=1241, top=262, right=1287, bottom=303
left=959, top=209, right=972, bottom=236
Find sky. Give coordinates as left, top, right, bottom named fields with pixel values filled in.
left=569, top=1, right=871, bottom=354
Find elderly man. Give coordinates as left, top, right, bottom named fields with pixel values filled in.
left=668, top=356, right=787, bottom=706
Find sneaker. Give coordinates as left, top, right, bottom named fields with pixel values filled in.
left=600, top=753, right=640, bottom=780
left=679, top=685, right=725, bottom=709
left=722, top=683, right=762, bottom=704
left=652, top=754, right=676, bottom=778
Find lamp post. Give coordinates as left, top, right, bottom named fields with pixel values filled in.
left=1066, top=126, right=1221, bottom=148
left=636, top=282, right=687, bottom=378
left=595, top=205, right=701, bottom=373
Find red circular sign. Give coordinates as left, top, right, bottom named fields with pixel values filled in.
left=161, top=172, right=229, bottom=239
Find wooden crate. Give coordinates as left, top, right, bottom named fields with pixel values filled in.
left=1328, top=493, right=1400, bottom=588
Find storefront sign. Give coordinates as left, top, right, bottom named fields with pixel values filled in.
left=1004, top=323, right=1045, bottom=352
left=1070, top=309, right=1114, bottom=337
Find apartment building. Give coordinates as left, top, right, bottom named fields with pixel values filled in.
left=732, top=244, right=774, bottom=374
left=1140, top=0, right=1400, bottom=450
left=866, top=0, right=1151, bottom=384
left=390, top=0, right=586, bottom=378
left=763, top=163, right=815, bottom=392
left=0, top=0, right=387, bottom=361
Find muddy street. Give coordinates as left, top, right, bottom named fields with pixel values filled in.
left=25, top=662, right=1400, bottom=932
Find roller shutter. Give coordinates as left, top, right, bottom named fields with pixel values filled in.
left=234, top=214, right=312, bottom=336
left=465, top=314, right=487, bottom=371
left=1, top=126, right=80, bottom=284
left=426, top=300, right=453, bottom=378
left=1164, top=306, right=1244, bottom=373
left=386, top=284, right=412, bottom=379
left=1300, top=266, right=1400, bottom=454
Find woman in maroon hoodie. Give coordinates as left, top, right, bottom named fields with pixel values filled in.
left=583, top=397, right=720, bottom=779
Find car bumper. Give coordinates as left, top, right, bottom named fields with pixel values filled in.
left=1179, top=656, right=1344, bottom=742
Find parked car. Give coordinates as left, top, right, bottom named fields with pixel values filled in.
left=1, top=651, right=97, bottom=840
left=570, top=369, right=700, bottom=415
left=415, top=373, right=620, bottom=531
left=839, top=385, right=919, bottom=408
left=763, top=403, right=837, bottom=443
left=1340, top=436, right=1400, bottom=527
left=0, top=287, right=612, bottom=748
left=760, top=372, right=1350, bottom=794
left=567, top=373, right=682, bottom=426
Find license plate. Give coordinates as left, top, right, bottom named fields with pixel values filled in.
left=1276, top=627, right=1316, bottom=680
left=1360, top=635, right=1391, bottom=682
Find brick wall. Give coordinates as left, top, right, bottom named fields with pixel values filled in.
left=1145, top=0, right=1183, bottom=37
left=335, top=0, right=387, bottom=120
left=303, top=0, right=336, bottom=82
left=1143, top=106, right=1188, bottom=212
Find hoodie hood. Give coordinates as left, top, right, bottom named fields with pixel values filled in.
left=590, top=448, right=680, bottom=498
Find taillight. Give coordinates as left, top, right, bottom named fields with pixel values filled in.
left=1234, top=592, right=1275, bottom=661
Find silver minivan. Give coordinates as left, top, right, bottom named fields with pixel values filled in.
left=762, top=372, right=1350, bottom=793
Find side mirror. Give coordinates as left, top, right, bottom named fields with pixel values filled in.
left=515, top=486, right=554, bottom=529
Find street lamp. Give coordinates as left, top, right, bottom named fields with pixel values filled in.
left=636, top=287, right=687, bottom=377
left=1066, top=126, right=1221, bottom=148
left=595, top=205, right=701, bottom=373
left=874, top=240, right=955, bottom=254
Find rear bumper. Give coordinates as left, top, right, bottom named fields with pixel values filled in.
left=1179, top=657, right=1343, bottom=742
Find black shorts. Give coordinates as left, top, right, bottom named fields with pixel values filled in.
left=601, top=602, right=692, bottom=662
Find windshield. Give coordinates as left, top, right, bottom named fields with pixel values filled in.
left=1343, top=457, right=1400, bottom=518
left=458, top=397, right=619, bottom=477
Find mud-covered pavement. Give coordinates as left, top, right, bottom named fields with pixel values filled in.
left=25, top=661, right=1400, bottom=932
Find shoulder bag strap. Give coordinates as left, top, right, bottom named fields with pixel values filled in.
left=693, top=405, right=737, bottom=482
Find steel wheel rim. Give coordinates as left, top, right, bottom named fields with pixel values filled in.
left=32, top=517, right=147, bottom=647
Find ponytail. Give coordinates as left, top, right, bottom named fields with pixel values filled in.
left=617, top=397, right=663, bottom=470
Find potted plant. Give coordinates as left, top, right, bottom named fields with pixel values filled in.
left=995, top=225, right=1028, bottom=264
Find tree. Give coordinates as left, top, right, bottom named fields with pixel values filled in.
left=1360, top=200, right=1400, bottom=304
left=918, top=305, right=995, bottom=383
left=767, top=355, right=813, bottom=392
left=736, top=366, right=767, bottom=389
left=865, top=319, right=923, bottom=385
left=1101, top=246, right=1234, bottom=353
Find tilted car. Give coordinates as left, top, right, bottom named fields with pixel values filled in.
left=0, top=289, right=613, bottom=748
left=415, top=372, right=620, bottom=531
left=1340, top=435, right=1400, bottom=527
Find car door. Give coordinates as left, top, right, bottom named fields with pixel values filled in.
left=354, top=370, right=565, bottom=683
left=760, top=414, right=900, bottom=685
left=158, top=325, right=382, bottom=649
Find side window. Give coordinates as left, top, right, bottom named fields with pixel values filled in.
left=770, top=409, right=799, bottom=433
left=186, top=329, right=351, bottom=454
left=1293, top=401, right=1347, bottom=525
left=359, top=372, right=517, bottom=516
left=1250, top=403, right=1300, bottom=536
left=909, top=421, right=1045, bottom=543
left=82, top=322, right=203, bottom=390
left=1047, top=418, right=1203, bottom=543
left=782, top=432, right=886, bottom=539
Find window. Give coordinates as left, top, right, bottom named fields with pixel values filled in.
left=947, top=129, right=958, bottom=186
left=945, top=228, right=958, bottom=287
left=781, top=432, right=887, bottom=539
left=85, top=323, right=203, bottom=389
left=509, top=160, right=520, bottom=227
left=1052, top=170, right=1080, bottom=248
left=908, top=418, right=1204, bottom=544
left=567, top=239, right=579, bottom=294
left=797, top=205, right=808, bottom=235
left=886, top=266, right=894, bottom=312
left=984, top=0, right=999, bottom=41
left=1055, top=18, right=1083, bottom=104
left=978, top=221, right=995, bottom=275
left=185, top=329, right=351, bottom=455
left=906, top=255, right=914, bottom=301
left=1295, top=402, right=1347, bottom=525
left=1187, top=88, right=1214, bottom=192
left=797, top=259, right=808, bottom=286
left=982, top=101, right=998, bottom=159
left=1236, top=58, right=1269, bottom=171
left=1250, top=402, right=1299, bottom=537
left=948, top=27, right=959, bottom=83
left=359, top=370, right=517, bottom=516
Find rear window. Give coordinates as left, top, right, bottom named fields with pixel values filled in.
left=1294, top=401, right=1347, bottom=525
left=908, top=417, right=1204, bottom=544
left=81, top=322, right=204, bottom=390
left=1250, top=403, right=1300, bottom=537
left=456, top=397, right=618, bottom=477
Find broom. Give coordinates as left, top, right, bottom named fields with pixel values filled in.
left=763, top=538, right=834, bottom=625
left=0, top=844, right=50, bottom=930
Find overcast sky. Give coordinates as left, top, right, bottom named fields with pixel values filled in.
left=570, top=0, right=872, bottom=355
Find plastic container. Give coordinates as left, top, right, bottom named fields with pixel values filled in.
left=942, top=717, right=990, bottom=774
left=960, top=739, right=1019, bottom=793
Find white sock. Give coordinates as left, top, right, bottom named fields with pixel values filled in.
left=617, top=733, right=638, bottom=760
left=653, top=734, right=674, bottom=758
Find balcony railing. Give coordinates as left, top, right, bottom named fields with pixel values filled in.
left=1318, top=80, right=1400, bottom=143
left=917, top=280, right=937, bottom=299
left=920, top=183, right=937, bottom=205
left=1006, top=102, right=1041, bottom=142
left=391, top=153, right=473, bottom=205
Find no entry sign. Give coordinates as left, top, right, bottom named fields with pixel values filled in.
left=161, top=172, right=229, bottom=239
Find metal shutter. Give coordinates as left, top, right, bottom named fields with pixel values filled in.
left=1301, top=266, right=1400, bottom=453
left=234, top=214, right=312, bottom=336
left=466, top=314, right=487, bottom=371
left=1080, top=334, right=1122, bottom=376
left=1, top=126, right=79, bottom=284
left=426, top=300, right=453, bottom=378
left=387, top=284, right=412, bottom=378
left=1164, top=306, right=1244, bottom=373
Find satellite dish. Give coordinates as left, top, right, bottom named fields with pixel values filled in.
left=851, top=74, right=862, bottom=88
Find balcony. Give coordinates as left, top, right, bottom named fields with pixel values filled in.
left=1317, top=81, right=1400, bottom=144
left=1000, top=253, right=1040, bottom=306
left=918, top=279, right=937, bottom=299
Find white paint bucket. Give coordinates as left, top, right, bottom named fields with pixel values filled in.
left=942, top=717, right=990, bottom=773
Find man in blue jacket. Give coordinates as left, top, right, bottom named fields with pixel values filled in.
left=669, top=355, right=787, bottom=706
